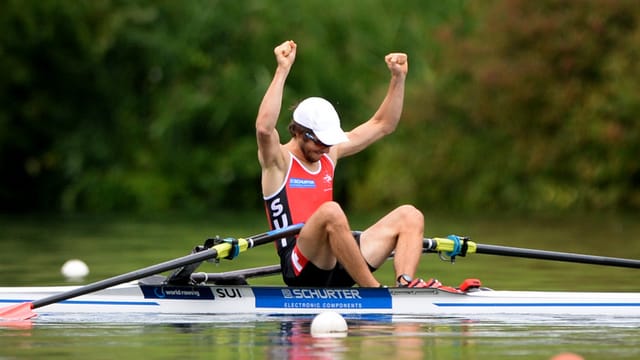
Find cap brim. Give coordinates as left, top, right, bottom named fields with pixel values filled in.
left=315, top=129, right=349, bottom=146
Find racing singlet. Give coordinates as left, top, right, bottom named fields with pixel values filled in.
left=264, top=152, right=335, bottom=256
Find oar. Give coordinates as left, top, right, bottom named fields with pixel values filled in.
left=0, top=223, right=303, bottom=321
left=424, top=235, right=640, bottom=269
left=190, top=264, right=282, bottom=284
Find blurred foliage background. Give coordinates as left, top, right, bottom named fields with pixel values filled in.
left=1, top=0, right=638, bottom=215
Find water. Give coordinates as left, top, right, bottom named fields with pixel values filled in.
left=3, top=313, right=639, bottom=359
left=1, top=212, right=639, bottom=359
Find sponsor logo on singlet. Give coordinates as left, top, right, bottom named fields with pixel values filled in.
left=289, top=178, right=316, bottom=188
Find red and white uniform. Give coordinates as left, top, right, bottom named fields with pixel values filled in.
left=264, top=152, right=335, bottom=256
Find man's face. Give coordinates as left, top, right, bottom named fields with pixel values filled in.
left=299, top=131, right=331, bottom=162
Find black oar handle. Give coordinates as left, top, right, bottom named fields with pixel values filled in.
left=33, top=248, right=223, bottom=308
left=476, top=243, right=640, bottom=269
left=32, top=224, right=304, bottom=309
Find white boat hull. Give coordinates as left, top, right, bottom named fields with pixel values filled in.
left=2, top=282, right=640, bottom=317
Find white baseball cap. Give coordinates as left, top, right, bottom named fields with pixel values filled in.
left=293, top=97, right=349, bottom=146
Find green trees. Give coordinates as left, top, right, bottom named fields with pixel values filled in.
left=354, top=0, right=640, bottom=212
left=1, top=0, right=638, bottom=214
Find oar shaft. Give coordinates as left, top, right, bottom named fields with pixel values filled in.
left=248, top=223, right=304, bottom=247
left=31, top=223, right=303, bottom=309
left=33, top=248, right=221, bottom=308
left=191, top=264, right=282, bottom=283
left=475, top=243, right=640, bottom=269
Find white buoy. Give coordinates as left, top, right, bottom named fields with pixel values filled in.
left=61, top=259, right=89, bottom=280
left=310, top=311, right=348, bottom=337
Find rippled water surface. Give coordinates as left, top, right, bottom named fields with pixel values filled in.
left=2, top=313, right=639, bottom=359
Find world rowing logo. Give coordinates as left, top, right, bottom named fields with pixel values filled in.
left=140, top=285, right=215, bottom=300
left=154, top=287, right=166, bottom=298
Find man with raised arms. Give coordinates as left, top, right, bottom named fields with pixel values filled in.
left=256, top=39, right=441, bottom=289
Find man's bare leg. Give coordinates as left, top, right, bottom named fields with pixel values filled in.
left=359, top=205, right=424, bottom=281
left=296, top=201, right=381, bottom=287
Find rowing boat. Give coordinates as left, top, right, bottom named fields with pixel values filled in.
left=1, top=274, right=639, bottom=317
left=1, top=224, right=639, bottom=321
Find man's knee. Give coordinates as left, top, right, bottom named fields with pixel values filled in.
left=316, top=201, right=349, bottom=228
left=396, top=204, right=424, bottom=228
left=314, top=201, right=349, bottom=233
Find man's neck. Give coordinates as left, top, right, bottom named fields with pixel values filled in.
left=284, top=141, right=319, bottom=169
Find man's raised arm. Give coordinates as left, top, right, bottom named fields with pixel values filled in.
left=256, top=40, right=297, bottom=169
